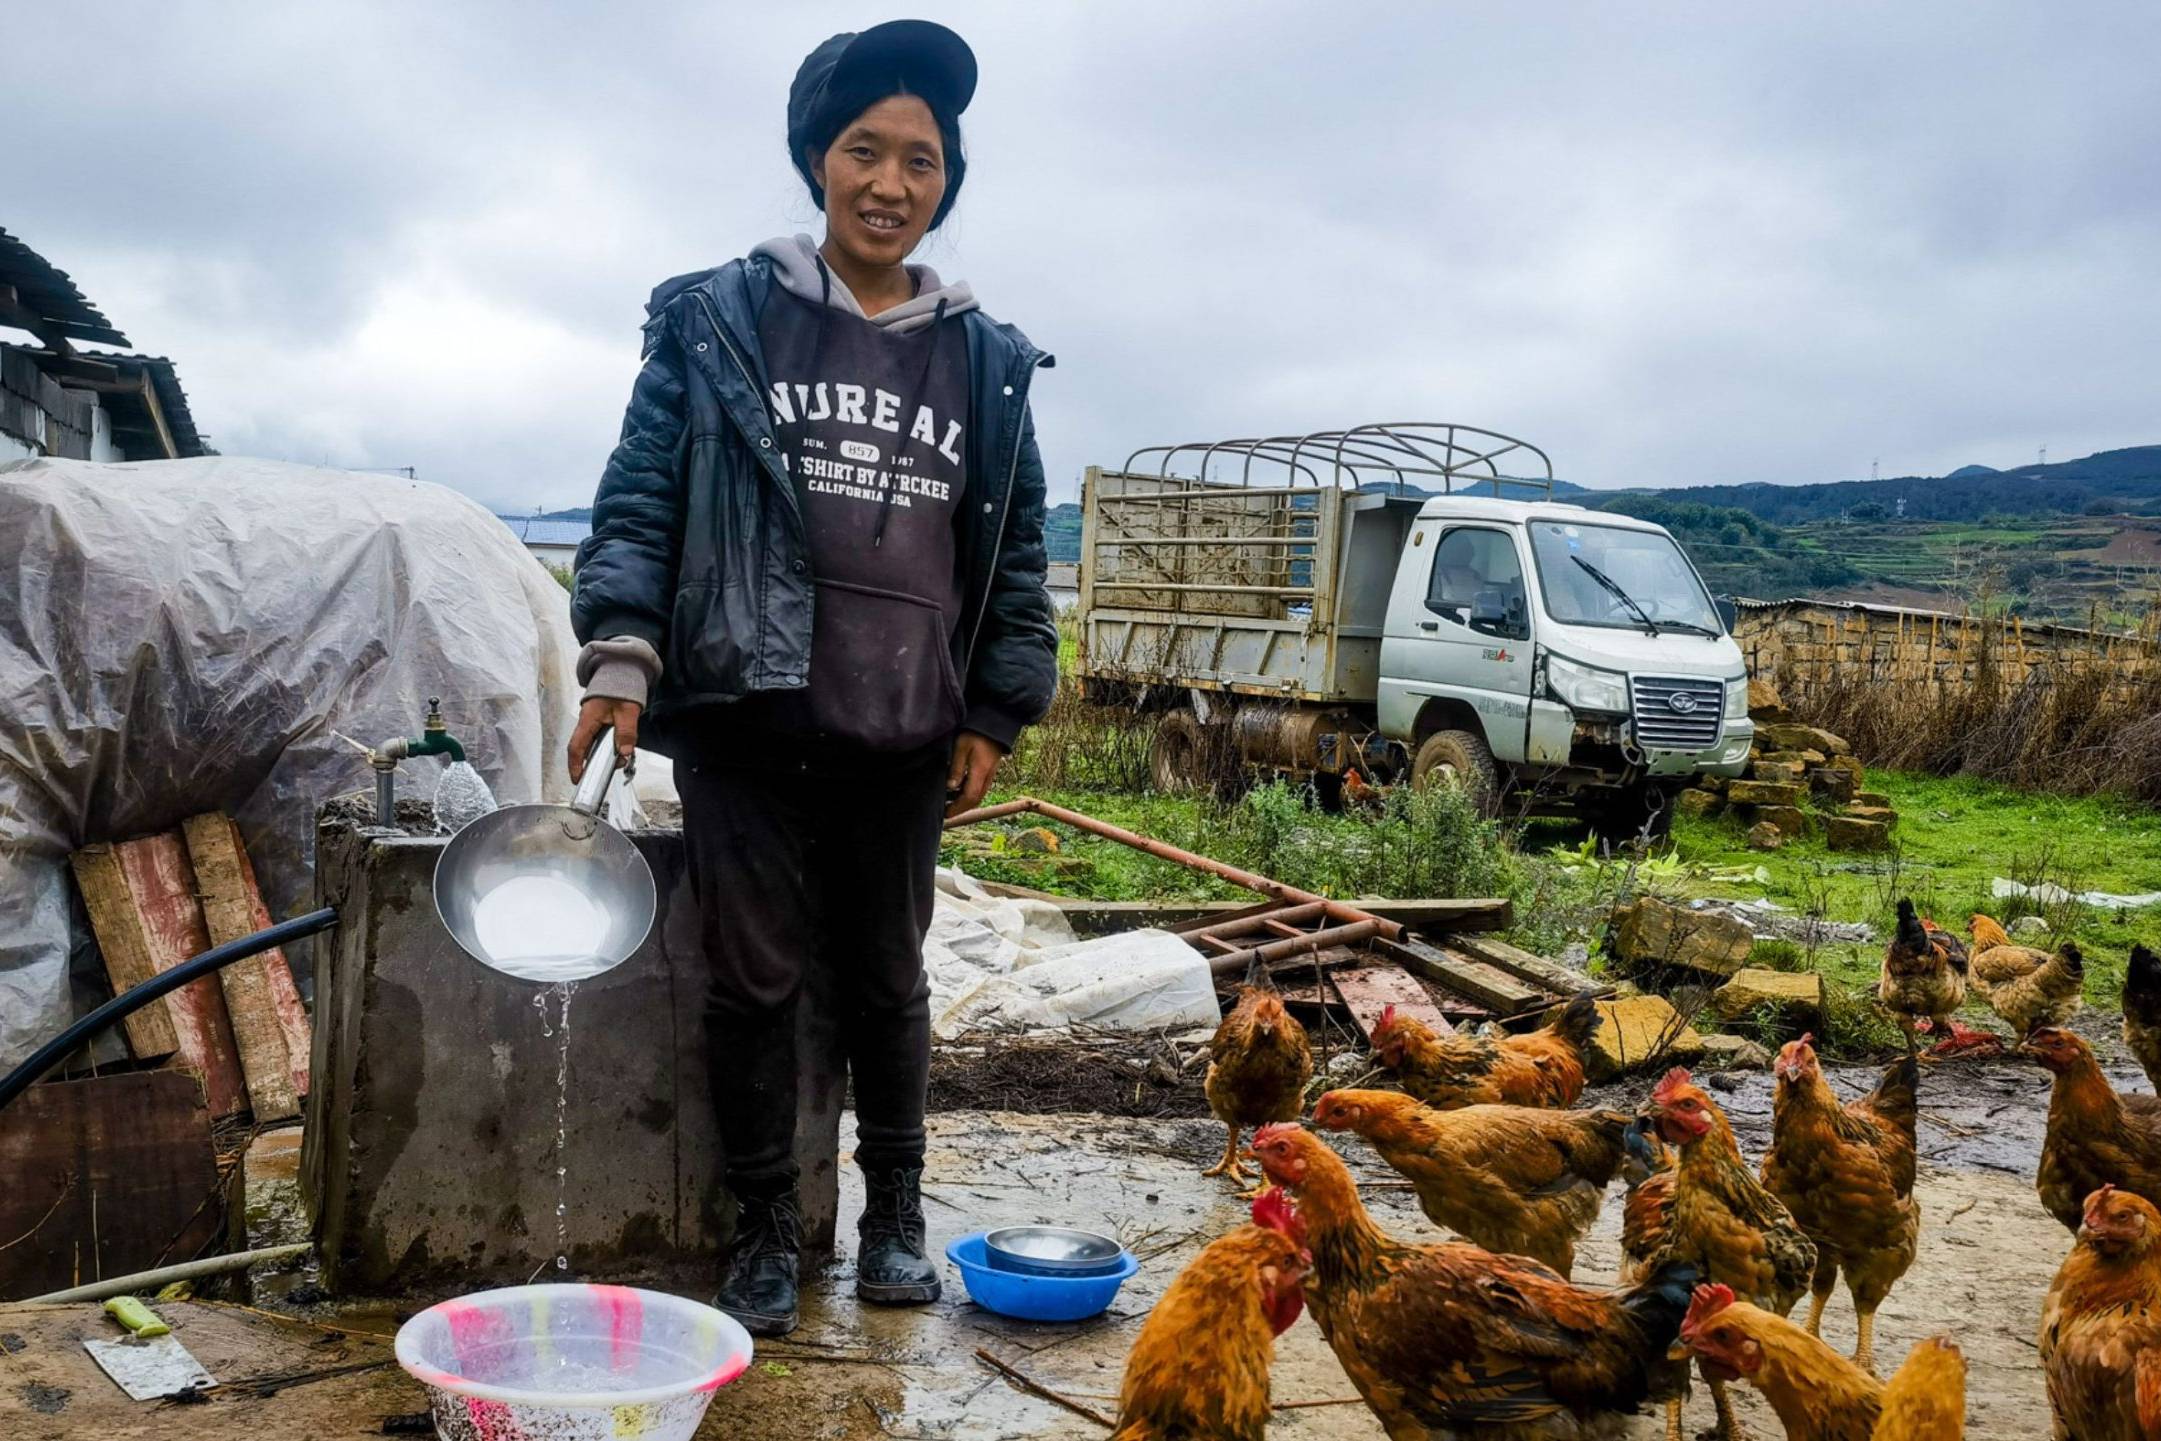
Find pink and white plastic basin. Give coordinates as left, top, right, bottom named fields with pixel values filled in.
left=395, top=1283, right=752, bottom=1441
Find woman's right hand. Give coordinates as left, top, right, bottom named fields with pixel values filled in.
left=568, top=697, right=642, bottom=783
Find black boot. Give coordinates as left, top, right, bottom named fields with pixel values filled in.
left=714, top=1180, right=801, bottom=1337
left=856, top=1165, right=940, bottom=1305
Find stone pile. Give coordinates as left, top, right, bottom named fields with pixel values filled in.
left=1673, top=677, right=1900, bottom=850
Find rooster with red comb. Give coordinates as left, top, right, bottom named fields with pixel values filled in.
left=1760, top=1033, right=1920, bottom=1373
left=1109, top=1186, right=1310, bottom=1440
left=1642, top=1067, right=1818, bottom=1439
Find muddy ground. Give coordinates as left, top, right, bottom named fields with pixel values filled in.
left=4, top=1042, right=2129, bottom=1439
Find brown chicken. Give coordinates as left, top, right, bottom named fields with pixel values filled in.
left=1369, top=991, right=1598, bottom=1111
left=1761, top=1038, right=1920, bottom=1371
left=1110, top=1188, right=1311, bottom=1441
left=1620, top=1117, right=1677, bottom=1283
left=1201, top=960, right=1313, bottom=1185
left=1644, top=1067, right=1819, bottom=1439
left=1873, top=1336, right=1967, bottom=1441
left=1247, top=1123, right=1698, bottom=1439
left=2124, top=943, right=2161, bottom=1092
left=1962, top=913, right=2084, bottom=1040
left=1677, top=1282, right=1885, bottom=1441
left=1311, top=1088, right=1630, bottom=1278
left=2039, top=1185, right=2161, bottom=1441
left=2025, top=1027, right=2161, bottom=1235
left=1878, top=900, right=1980, bottom=1054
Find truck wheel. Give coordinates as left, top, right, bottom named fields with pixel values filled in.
left=1149, top=712, right=1213, bottom=794
left=1410, top=730, right=1500, bottom=817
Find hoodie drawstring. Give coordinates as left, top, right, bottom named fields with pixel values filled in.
left=874, top=295, right=949, bottom=548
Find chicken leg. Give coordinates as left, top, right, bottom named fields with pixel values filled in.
left=1803, top=1274, right=1834, bottom=1338
left=1854, top=1307, right=1878, bottom=1374
left=1709, top=1376, right=1747, bottom=1440
left=1202, top=1122, right=1250, bottom=1183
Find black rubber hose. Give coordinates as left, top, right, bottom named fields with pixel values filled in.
left=0, top=906, right=339, bottom=1114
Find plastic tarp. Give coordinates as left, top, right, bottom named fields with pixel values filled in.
left=925, top=868, right=1222, bottom=1037
left=1991, top=877, right=2161, bottom=911
left=0, top=456, right=583, bottom=1069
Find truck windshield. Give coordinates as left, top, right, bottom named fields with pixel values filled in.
left=1527, top=521, right=1722, bottom=635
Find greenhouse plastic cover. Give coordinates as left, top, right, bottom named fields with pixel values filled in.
left=0, top=456, right=586, bottom=1069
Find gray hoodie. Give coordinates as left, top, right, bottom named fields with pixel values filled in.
left=577, top=236, right=979, bottom=709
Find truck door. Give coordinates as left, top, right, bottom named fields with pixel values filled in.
left=1385, top=524, right=1538, bottom=760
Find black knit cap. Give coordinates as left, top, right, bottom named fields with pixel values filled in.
left=787, top=20, right=977, bottom=228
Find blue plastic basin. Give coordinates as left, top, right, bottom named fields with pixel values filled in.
left=946, top=1232, right=1139, bottom=1322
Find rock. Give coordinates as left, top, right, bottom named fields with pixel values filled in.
left=1843, top=805, right=1899, bottom=829
left=1714, top=968, right=1826, bottom=1032
left=1756, top=723, right=1852, bottom=757
left=1727, top=779, right=1808, bottom=807
left=1699, top=775, right=1729, bottom=794
left=2011, top=915, right=2049, bottom=937
left=1609, top=897, right=1756, bottom=980
left=1675, top=788, right=1724, bottom=818
left=1751, top=760, right=1805, bottom=785
left=1585, top=995, right=1707, bottom=1082
left=1746, top=821, right=1785, bottom=851
left=1755, top=805, right=1812, bottom=838
left=1796, top=749, right=1830, bottom=767
left=1746, top=677, right=1788, bottom=722
left=1008, top=826, right=1062, bottom=855
left=1761, top=750, right=1813, bottom=768
left=1830, top=753, right=1866, bottom=781
left=1824, top=815, right=1890, bottom=851
left=1698, top=1033, right=1775, bottom=1070
left=1852, top=791, right=1891, bottom=809
left=1809, top=767, right=1859, bottom=804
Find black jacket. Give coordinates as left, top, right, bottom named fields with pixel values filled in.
left=571, top=256, right=1059, bottom=754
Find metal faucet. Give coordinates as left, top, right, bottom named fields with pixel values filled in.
left=370, top=698, right=467, bottom=825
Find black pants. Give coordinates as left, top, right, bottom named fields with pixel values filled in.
left=677, top=741, right=946, bottom=1188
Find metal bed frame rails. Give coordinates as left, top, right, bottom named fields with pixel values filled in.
left=1119, top=421, right=1556, bottom=497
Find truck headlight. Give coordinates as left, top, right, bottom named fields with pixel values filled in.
left=1726, top=674, right=1751, bottom=714
left=1546, top=655, right=1630, bottom=715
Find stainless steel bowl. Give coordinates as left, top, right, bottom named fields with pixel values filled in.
left=982, top=1226, right=1125, bottom=1277
left=433, top=727, right=655, bottom=983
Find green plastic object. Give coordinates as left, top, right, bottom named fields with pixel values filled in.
left=408, top=697, right=466, bottom=764
left=103, top=1296, right=170, bottom=1338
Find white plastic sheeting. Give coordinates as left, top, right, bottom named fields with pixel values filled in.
left=1991, top=877, right=2161, bottom=911
left=925, top=868, right=1222, bottom=1038
left=0, top=456, right=583, bottom=1069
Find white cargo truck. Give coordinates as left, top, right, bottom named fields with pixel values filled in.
left=1074, top=424, right=1754, bottom=838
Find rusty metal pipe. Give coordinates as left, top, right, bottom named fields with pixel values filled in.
left=1206, top=920, right=1383, bottom=977
left=944, top=796, right=1404, bottom=942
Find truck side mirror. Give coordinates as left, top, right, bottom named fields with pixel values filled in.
left=1469, top=588, right=1510, bottom=637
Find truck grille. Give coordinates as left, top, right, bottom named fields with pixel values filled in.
left=1630, top=676, right=1725, bottom=752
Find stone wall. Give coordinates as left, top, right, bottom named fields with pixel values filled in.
left=1733, top=598, right=2157, bottom=699
left=303, top=818, right=846, bottom=1297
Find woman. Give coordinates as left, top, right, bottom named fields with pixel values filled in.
left=568, top=20, right=1057, bottom=1337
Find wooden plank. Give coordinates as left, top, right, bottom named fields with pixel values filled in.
left=1006, top=895, right=1516, bottom=939
left=1442, top=932, right=1606, bottom=999
left=1331, top=965, right=1454, bottom=1040
left=68, top=844, right=180, bottom=1060
left=113, top=832, right=248, bottom=1118
left=0, top=1071, right=219, bottom=1299
left=182, top=813, right=309, bottom=1119
left=1373, top=936, right=1543, bottom=1014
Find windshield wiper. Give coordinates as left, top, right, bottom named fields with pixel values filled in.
left=1572, top=556, right=1660, bottom=636
left=1658, top=620, right=1722, bottom=637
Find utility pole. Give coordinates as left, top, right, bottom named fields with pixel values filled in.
left=1871, top=458, right=1879, bottom=482
left=2039, top=444, right=2048, bottom=466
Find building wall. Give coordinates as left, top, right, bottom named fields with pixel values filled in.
left=1734, top=598, right=2157, bottom=696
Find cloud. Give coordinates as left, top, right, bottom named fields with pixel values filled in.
left=7, top=1, right=2158, bottom=508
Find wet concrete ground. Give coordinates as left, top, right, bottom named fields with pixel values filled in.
left=27, top=1049, right=2108, bottom=1440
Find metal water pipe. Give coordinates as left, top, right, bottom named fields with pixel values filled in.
left=369, top=697, right=466, bottom=824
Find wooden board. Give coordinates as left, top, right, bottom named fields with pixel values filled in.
left=1330, top=965, right=1454, bottom=1039
left=112, top=833, right=248, bottom=1118
left=0, top=1071, right=220, bottom=1301
left=1373, top=936, right=1543, bottom=1014
left=1441, top=931, right=1608, bottom=1000
left=68, top=844, right=180, bottom=1060
left=181, top=813, right=310, bottom=1119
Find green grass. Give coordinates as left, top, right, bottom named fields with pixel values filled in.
left=1670, top=769, right=2161, bottom=1001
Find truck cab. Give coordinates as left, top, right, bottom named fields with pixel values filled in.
left=1378, top=496, right=1752, bottom=832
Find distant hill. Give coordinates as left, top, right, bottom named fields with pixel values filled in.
left=1658, top=446, right=2161, bottom=526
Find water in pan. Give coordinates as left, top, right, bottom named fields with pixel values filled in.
left=471, top=874, right=612, bottom=982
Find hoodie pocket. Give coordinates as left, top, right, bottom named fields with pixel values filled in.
left=807, top=579, right=965, bottom=751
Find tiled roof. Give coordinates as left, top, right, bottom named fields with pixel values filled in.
left=0, top=227, right=129, bottom=347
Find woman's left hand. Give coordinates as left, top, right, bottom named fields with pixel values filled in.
left=945, top=731, right=1005, bottom=819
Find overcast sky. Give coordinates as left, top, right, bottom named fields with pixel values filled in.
left=8, top=2, right=2158, bottom=509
